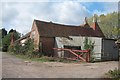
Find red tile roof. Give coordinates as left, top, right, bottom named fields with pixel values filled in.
left=91, top=22, right=105, bottom=37
left=15, top=32, right=31, bottom=42
left=34, top=19, right=105, bottom=38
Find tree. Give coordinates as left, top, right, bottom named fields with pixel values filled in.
left=9, top=29, right=14, bottom=33
left=1, top=28, right=7, bottom=38
left=100, top=12, right=119, bottom=39
left=88, top=12, right=119, bottom=39
left=2, top=29, right=21, bottom=52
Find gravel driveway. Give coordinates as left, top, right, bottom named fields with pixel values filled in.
left=2, top=52, right=118, bottom=78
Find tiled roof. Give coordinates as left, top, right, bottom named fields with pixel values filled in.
left=34, top=20, right=104, bottom=38
left=91, top=22, right=105, bottom=37
left=15, top=32, right=31, bottom=42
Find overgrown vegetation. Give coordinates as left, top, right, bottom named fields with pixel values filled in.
left=1, top=29, right=20, bottom=52
left=106, top=68, right=120, bottom=80
left=9, top=38, right=36, bottom=58
left=83, top=37, right=95, bottom=62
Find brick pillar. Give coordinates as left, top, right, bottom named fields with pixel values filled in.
left=10, top=32, right=14, bottom=46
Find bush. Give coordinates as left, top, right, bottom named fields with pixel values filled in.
left=14, top=42, right=22, bottom=54
left=2, top=44, right=8, bottom=52
left=83, top=37, right=95, bottom=62
left=9, top=38, right=36, bottom=58
left=24, top=38, right=35, bottom=58
left=106, top=68, right=120, bottom=79
left=8, top=45, right=14, bottom=52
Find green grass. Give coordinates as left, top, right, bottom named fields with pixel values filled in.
left=105, top=68, right=120, bottom=80
left=8, top=52, right=78, bottom=63
left=31, top=56, right=79, bottom=63
left=15, top=54, right=30, bottom=60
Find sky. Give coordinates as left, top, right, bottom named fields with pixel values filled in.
left=1, top=1, right=119, bottom=34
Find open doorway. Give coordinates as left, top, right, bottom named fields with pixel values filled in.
left=64, top=45, right=81, bottom=58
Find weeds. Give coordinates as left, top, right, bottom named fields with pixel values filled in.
left=106, top=68, right=120, bottom=80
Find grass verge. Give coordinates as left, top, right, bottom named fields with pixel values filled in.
left=9, top=53, right=79, bottom=63
left=105, top=68, right=120, bottom=80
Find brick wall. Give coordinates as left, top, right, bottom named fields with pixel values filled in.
left=30, top=21, right=40, bottom=51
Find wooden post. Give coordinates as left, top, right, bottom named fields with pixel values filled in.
left=88, top=49, right=91, bottom=62
left=86, top=53, right=88, bottom=62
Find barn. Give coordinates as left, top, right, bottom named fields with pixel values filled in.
left=17, top=17, right=119, bottom=61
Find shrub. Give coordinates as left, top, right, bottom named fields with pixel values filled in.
left=2, top=44, right=8, bottom=52
left=24, top=38, right=35, bottom=58
left=13, top=42, right=21, bottom=54
left=83, top=37, right=95, bottom=62
left=8, top=45, right=14, bottom=53
left=106, top=68, right=120, bottom=79
left=9, top=38, right=36, bottom=58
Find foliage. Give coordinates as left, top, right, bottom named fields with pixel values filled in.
left=2, top=29, right=21, bottom=52
left=2, top=33, right=11, bottom=47
left=14, top=54, right=78, bottom=63
left=88, top=12, right=120, bottom=39
left=8, top=45, right=14, bottom=53
left=31, top=57, right=77, bottom=63
left=13, top=42, right=22, bottom=54
left=106, top=68, right=120, bottom=79
left=11, top=38, right=35, bottom=58
left=83, top=37, right=95, bottom=62
left=2, top=44, right=8, bottom=52
left=1, top=28, right=7, bottom=38
left=24, top=38, right=35, bottom=58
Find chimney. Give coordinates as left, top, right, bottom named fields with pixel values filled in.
left=93, top=15, right=97, bottom=23
left=91, top=14, right=105, bottom=37
left=84, top=17, right=88, bottom=24
left=10, top=32, right=14, bottom=46
left=92, top=15, right=97, bottom=30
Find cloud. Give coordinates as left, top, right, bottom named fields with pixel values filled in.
left=2, top=3, right=19, bottom=23
left=2, top=2, right=91, bottom=34
left=53, top=2, right=91, bottom=25
left=1, top=1, right=118, bottom=34
left=2, top=2, right=35, bottom=34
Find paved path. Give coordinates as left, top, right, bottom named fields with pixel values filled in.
left=2, top=52, right=118, bottom=78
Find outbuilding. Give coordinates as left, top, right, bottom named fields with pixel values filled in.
left=17, top=17, right=119, bottom=61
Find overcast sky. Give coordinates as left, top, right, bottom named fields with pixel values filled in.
left=1, top=1, right=118, bottom=34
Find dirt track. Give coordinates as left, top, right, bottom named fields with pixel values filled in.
left=2, top=52, right=118, bottom=78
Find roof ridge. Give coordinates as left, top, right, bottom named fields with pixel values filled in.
left=34, top=19, right=80, bottom=27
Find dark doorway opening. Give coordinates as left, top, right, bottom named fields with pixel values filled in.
left=64, top=45, right=81, bottom=50
left=64, top=45, right=81, bottom=58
